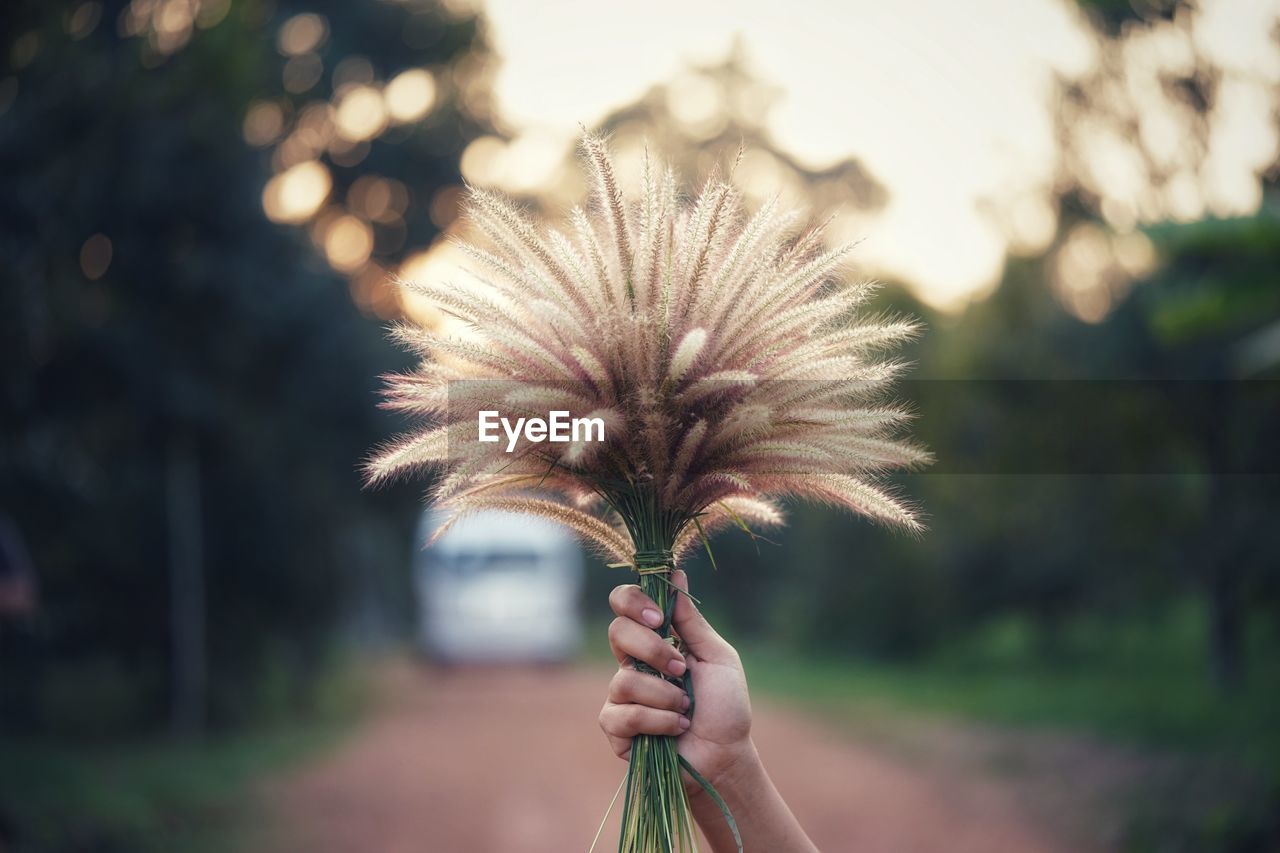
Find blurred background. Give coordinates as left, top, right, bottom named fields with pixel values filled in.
left=2, top=0, right=1279, bottom=851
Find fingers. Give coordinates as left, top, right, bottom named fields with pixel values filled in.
left=670, top=570, right=738, bottom=665
left=608, top=615, right=687, bottom=675
left=608, top=583, right=665, bottom=629
left=606, top=577, right=735, bottom=668
left=607, top=582, right=686, bottom=674
left=598, top=577, right=730, bottom=763
left=608, top=667, right=691, bottom=714
left=599, top=702, right=691, bottom=758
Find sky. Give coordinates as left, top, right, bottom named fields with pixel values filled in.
left=473, top=0, right=1278, bottom=311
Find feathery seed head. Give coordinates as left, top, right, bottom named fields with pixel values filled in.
left=668, top=328, right=707, bottom=383
left=367, top=136, right=928, bottom=561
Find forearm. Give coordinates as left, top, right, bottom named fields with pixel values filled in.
left=687, top=740, right=818, bottom=853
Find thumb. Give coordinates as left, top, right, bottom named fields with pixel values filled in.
left=670, top=569, right=736, bottom=665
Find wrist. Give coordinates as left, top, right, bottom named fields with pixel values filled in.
left=684, top=738, right=763, bottom=808
left=685, top=739, right=818, bottom=853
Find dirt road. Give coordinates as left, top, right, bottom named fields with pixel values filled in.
left=264, top=661, right=1077, bottom=853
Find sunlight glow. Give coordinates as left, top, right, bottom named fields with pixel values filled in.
left=1052, top=224, right=1156, bottom=323
left=398, top=242, right=478, bottom=336
left=476, top=0, right=1277, bottom=311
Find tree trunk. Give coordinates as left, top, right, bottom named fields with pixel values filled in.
left=167, top=434, right=206, bottom=734
left=1207, top=546, right=1243, bottom=692
left=1205, top=470, right=1243, bottom=693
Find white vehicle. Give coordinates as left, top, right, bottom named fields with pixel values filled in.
left=413, top=508, right=585, bottom=663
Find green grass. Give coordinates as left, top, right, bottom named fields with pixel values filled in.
left=746, top=649, right=1280, bottom=764
left=0, top=665, right=367, bottom=853
left=738, top=605, right=1280, bottom=852
left=0, top=727, right=337, bottom=852
left=742, top=608, right=1280, bottom=774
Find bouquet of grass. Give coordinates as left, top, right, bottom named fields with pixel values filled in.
left=366, top=135, right=928, bottom=852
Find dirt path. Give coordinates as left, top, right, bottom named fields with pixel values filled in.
left=263, top=661, right=1078, bottom=853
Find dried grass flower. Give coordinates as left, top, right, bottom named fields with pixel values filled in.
left=367, top=135, right=929, bottom=561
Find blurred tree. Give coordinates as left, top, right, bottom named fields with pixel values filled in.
left=561, top=17, right=1280, bottom=674
left=1072, top=0, right=1191, bottom=36
left=589, top=40, right=887, bottom=218
left=445, top=38, right=888, bottom=228
left=566, top=6, right=1280, bottom=689
left=1123, top=216, right=1280, bottom=688
left=1047, top=2, right=1280, bottom=687
left=0, top=0, right=485, bottom=733
left=1050, top=0, right=1280, bottom=323
left=241, top=0, right=494, bottom=319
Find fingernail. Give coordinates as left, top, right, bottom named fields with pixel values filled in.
left=678, top=715, right=691, bottom=730
left=641, top=608, right=663, bottom=628
left=680, top=694, right=691, bottom=711
left=667, top=658, right=686, bottom=676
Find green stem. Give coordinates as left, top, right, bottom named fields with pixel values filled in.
left=617, top=508, right=697, bottom=852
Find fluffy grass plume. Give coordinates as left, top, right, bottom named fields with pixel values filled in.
left=368, top=135, right=928, bottom=554
left=367, top=135, right=929, bottom=852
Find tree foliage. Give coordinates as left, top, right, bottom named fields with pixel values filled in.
left=0, top=0, right=481, bottom=732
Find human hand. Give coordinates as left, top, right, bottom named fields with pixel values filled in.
left=598, top=569, right=755, bottom=792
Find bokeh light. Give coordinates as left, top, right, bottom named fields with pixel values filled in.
left=262, top=160, right=332, bottom=224
left=322, top=214, right=374, bottom=272
left=79, top=233, right=113, bottom=280
left=397, top=242, right=469, bottom=331
left=1052, top=223, right=1157, bottom=323
left=278, top=13, right=328, bottom=57
left=384, top=68, right=438, bottom=124
left=283, top=53, right=324, bottom=94
left=459, top=135, right=505, bottom=186
left=67, top=2, right=104, bottom=41
left=242, top=101, right=285, bottom=147
left=348, top=175, right=409, bottom=225
left=429, top=185, right=464, bottom=230
left=334, top=85, right=388, bottom=143
left=119, top=0, right=231, bottom=59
